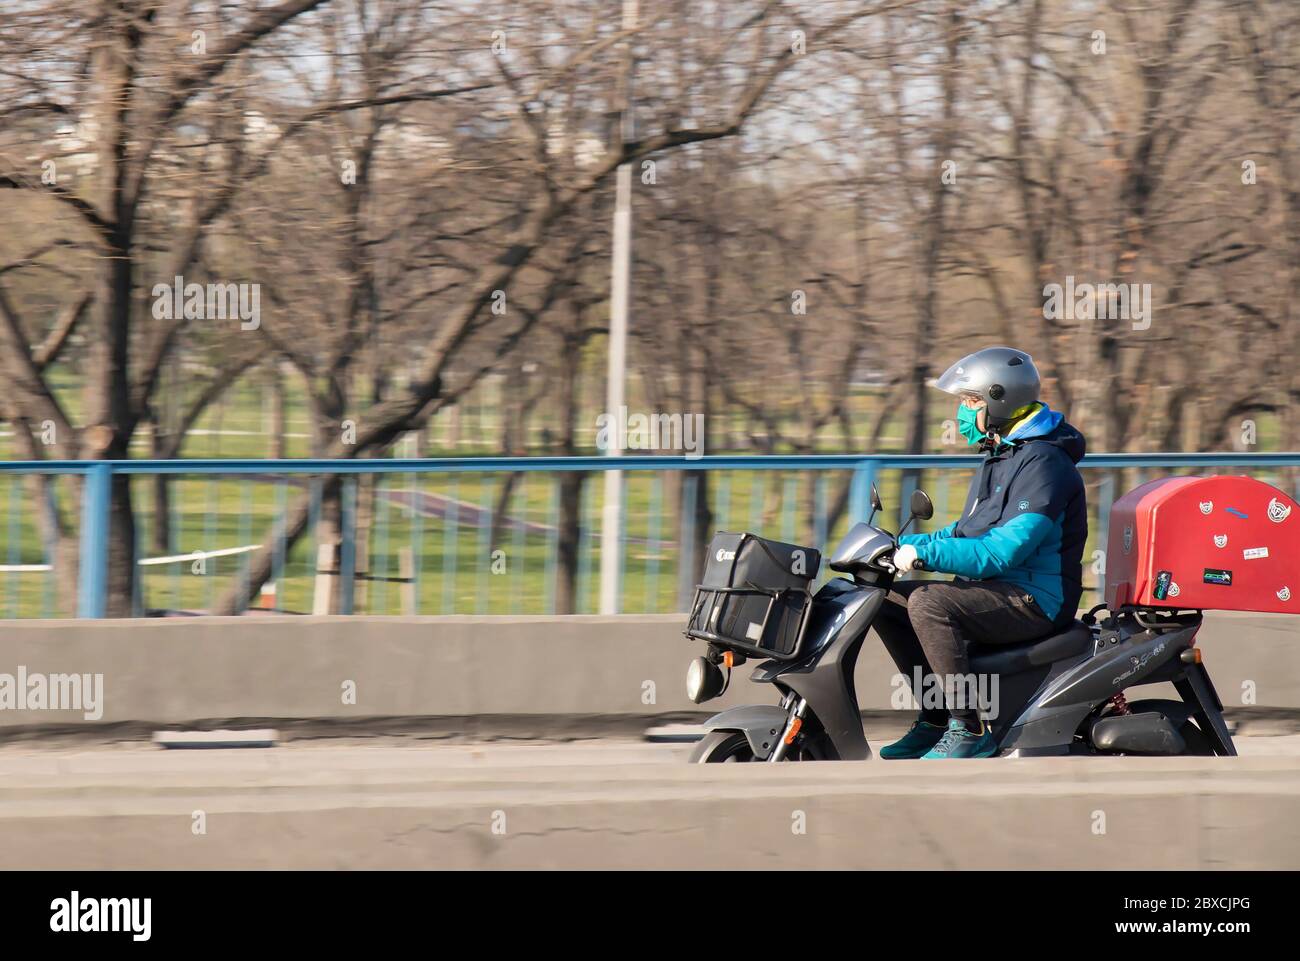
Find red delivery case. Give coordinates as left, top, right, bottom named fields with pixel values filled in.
left=1105, top=475, right=1298, bottom=614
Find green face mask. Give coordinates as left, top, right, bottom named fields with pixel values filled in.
left=957, top=404, right=986, bottom=446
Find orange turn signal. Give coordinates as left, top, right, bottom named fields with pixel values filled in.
left=784, top=716, right=803, bottom=744
left=723, top=651, right=735, bottom=669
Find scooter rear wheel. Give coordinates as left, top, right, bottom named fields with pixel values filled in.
left=689, top=731, right=758, bottom=763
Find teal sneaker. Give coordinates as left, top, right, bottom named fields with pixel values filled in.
left=921, top=719, right=999, bottom=759
left=879, top=720, right=948, bottom=759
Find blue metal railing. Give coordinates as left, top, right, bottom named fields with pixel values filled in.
left=1, top=452, right=1298, bottom=618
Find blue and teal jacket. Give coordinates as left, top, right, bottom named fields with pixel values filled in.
left=899, top=404, right=1088, bottom=624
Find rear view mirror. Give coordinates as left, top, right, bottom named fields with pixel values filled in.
left=870, top=484, right=883, bottom=514
left=910, top=489, right=934, bottom=521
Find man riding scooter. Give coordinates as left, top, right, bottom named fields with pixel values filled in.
left=874, top=347, right=1088, bottom=759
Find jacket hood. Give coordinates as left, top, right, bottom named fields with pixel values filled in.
left=1006, top=403, right=1086, bottom=463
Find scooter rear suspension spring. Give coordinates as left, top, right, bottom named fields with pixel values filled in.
left=1109, top=692, right=1132, bottom=716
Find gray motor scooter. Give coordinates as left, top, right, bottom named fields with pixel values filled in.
left=687, top=486, right=1234, bottom=762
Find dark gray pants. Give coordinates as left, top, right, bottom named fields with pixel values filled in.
left=872, top=578, right=1054, bottom=725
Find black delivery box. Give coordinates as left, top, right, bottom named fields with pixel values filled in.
left=686, top=531, right=821, bottom=660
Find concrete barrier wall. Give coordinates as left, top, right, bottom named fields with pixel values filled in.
left=0, top=611, right=1295, bottom=729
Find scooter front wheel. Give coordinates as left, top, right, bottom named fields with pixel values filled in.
left=689, top=730, right=832, bottom=762
left=689, top=731, right=758, bottom=763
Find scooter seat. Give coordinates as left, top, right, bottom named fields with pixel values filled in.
left=967, top=621, right=1093, bottom=675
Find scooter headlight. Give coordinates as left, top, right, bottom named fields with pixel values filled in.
left=686, top=656, right=725, bottom=704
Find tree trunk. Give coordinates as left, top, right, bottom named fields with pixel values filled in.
left=309, top=478, right=344, bottom=615
left=550, top=304, right=587, bottom=613
left=490, top=472, right=523, bottom=552
left=693, top=473, right=714, bottom=583
left=105, top=473, right=137, bottom=618
left=307, top=393, right=345, bottom=612
left=268, top=363, right=287, bottom=459
left=151, top=471, right=171, bottom=557
left=222, top=475, right=343, bottom=614
left=490, top=375, right=524, bottom=549
left=555, top=471, right=584, bottom=614
left=6, top=418, right=79, bottom=612
left=150, top=421, right=172, bottom=555
left=85, top=236, right=138, bottom=618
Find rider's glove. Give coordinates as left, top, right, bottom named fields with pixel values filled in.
left=893, top=544, right=920, bottom=573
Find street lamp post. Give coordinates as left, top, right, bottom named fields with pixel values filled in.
left=599, top=0, right=638, bottom=615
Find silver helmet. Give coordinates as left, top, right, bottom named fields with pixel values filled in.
left=933, top=347, right=1041, bottom=427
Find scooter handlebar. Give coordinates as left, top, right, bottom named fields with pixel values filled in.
left=886, top=544, right=926, bottom=573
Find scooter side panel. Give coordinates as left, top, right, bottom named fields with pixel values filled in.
left=1000, top=624, right=1196, bottom=754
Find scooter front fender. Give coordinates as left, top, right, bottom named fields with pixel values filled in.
left=700, top=705, right=790, bottom=760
